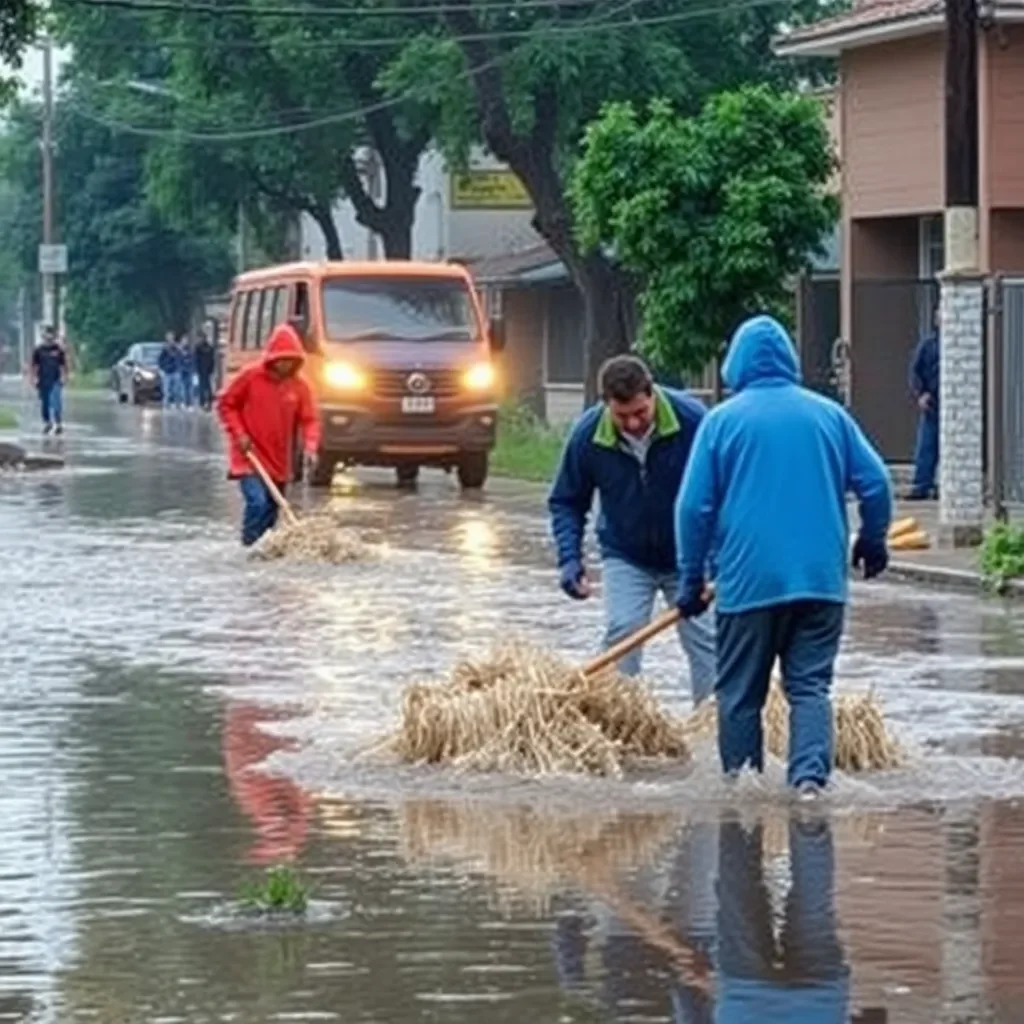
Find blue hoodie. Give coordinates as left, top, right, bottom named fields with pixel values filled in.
left=675, top=316, right=891, bottom=615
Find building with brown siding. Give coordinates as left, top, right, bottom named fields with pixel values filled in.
left=778, top=0, right=1024, bottom=463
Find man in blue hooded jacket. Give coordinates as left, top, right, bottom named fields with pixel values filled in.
left=674, top=316, right=891, bottom=795
left=549, top=355, right=716, bottom=705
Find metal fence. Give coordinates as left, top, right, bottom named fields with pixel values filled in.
left=994, top=278, right=1024, bottom=506
left=795, top=274, right=841, bottom=400
left=851, top=278, right=939, bottom=463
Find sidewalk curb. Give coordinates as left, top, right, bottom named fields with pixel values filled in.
left=887, top=559, right=1024, bottom=597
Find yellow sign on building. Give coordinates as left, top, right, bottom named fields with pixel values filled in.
left=450, top=170, right=532, bottom=210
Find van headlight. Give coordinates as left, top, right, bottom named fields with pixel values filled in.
left=463, top=363, right=496, bottom=392
left=324, top=361, right=366, bottom=391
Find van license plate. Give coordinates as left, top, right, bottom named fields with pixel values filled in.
left=401, top=396, right=435, bottom=414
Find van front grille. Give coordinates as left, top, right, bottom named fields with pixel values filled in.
left=372, top=368, right=462, bottom=399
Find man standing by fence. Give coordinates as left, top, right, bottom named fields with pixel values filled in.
left=195, top=330, right=216, bottom=411
left=908, top=317, right=940, bottom=501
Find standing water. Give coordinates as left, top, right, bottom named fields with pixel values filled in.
left=2, top=389, right=1024, bottom=1021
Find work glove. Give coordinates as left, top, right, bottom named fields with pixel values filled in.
left=676, top=577, right=710, bottom=619
left=560, top=560, right=590, bottom=601
left=302, top=450, right=319, bottom=481
left=852, top=534, right=888, bottom=580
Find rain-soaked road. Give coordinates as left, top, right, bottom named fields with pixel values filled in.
left=6, top=388, right=1024, bottom=1022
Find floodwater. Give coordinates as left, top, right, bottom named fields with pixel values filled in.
left=4, top=389, right=1024, bottom=1022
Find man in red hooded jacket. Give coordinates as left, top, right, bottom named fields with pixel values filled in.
left=217, top=322, right=322, bottom=546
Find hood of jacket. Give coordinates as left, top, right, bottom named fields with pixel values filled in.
left=262, top=323, right=306, bottom=369
left=721, top=315, right=801, bottom=393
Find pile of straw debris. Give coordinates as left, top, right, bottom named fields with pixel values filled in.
left=682, top=679, right=903, bottom=772
left=250, top=516, right=371, bottom=565
left=379, top=642, right=691, bottom=777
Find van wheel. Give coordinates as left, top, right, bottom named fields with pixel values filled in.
left=396, top=464, right=419, bottom=489
left=457, top=453, right=488, bottom=491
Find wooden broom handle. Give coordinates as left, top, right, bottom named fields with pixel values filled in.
left=246, top=450, right=300, bottom=527
left=580, top=588, right=715, bottom=679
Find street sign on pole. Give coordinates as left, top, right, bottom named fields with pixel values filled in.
left=38, top=243, right=68, bottom=275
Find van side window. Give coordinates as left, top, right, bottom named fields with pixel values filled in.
left=258, top=288, right=276, bottom=347
left=242, top=291, right=260, bottom=350
left=294, top=282, right=309, bottom=327
left=230, top=293, right=246, bottom=349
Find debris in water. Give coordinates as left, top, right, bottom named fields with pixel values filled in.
left=250, top=515, right=371, bottom=564
left=376, top=642, right=691, bottom=777
left=682, top=679, right=904, bottom=773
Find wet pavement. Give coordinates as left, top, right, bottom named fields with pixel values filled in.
left=5, top=388, right=1024, bottom=1022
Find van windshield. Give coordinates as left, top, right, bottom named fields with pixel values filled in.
left=322, top=276, right=477, bottom=343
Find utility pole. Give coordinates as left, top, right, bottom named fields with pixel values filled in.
left=938, top=0, right=985, bottom=547
left=41, top=36, right=58, bottom=330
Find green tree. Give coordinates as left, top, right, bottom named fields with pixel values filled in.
left=571, top=85, right=837, bottom=376
left=384, top=0, right=838, bottom=395
left=0, top=96, right=233, bottom=367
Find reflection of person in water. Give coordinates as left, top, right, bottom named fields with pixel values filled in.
left=716, top=816, right=850, bottom=1024
left=223, top=702, right=314, bottom=865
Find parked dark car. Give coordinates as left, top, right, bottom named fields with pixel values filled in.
left=113, top=342, right=164, bottom=405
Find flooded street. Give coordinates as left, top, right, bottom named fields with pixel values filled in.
left=7, top=390, right=1024, bottom=1022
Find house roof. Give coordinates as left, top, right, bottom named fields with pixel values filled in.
left=467, top=243, right=569, bottom=286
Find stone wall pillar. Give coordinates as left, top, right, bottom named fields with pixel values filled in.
left=938, top=272, right=986, bottom=548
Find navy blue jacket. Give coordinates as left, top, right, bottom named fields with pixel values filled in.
left=158, top=343, right=181, bottom=375
left=548, top=387, right=706, bottom=574
left=909, top=333, right=939, bottom=407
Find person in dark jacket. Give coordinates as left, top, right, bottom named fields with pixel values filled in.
left=194, top=331, right=216, bottom=411
left=548, top=355, right=716, bottom=706
left=158, top=331, right=182, bottom=409
left=908, top=322, right=939, bottom=500
left=178, top=334, right=195, bottom=409
left=30, top=325, right=67, bottom=435
left=675, top=316, right=891, bottom=796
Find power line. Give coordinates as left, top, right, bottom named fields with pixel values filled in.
left=66, top=0, right=627, bottom=19
left=65, top=0, right=786, bottom=142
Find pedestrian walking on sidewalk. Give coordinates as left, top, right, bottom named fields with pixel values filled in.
left=195, top=331, right=216, bottom=411
left=217, top=323, right=321, bottom=547
left=548, top=354, right=716, bottom=707
left=908, top=313, right=939, bottom=500
left=158, top=331, right=182, bottom=409
left=675, top=315, right=891, bottom=796
left=31, top=325, right=67, bottom=435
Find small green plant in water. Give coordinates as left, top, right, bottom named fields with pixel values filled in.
left=0, top=406, right=17, bottom=430
left=980, top=522, right=1024, bottom=593
left=241, top=865, right=311, bottom=915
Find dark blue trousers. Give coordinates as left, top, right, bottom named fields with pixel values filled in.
left=239, top=475, right=281, bottom=547
left=911, top=410, right=938, bottom=496
left=716, top=601, right=844, bottom=787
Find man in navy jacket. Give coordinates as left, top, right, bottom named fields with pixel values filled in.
left=908, top=325, right=939, bottom=500
left=548, top=355, right=716, bottom=705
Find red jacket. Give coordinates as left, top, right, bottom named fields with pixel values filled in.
left=217, top=323, right=321, bottom=483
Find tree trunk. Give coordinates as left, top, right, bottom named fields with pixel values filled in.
left=311, top=205, right=343, bottom=260
left=575, top=253, right=637, bottom=404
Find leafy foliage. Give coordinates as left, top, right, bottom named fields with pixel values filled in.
left=241, top=865, right=311, bottom=915
left=571, top=86, right=837, bottom=374
left=980, top=522, right=1024, bottom=594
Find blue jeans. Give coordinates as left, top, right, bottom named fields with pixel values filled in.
left=180, top=371, right=194, bottom=408
left=240, top=475, right=281, bottom=546
left=39, top=381, right=62, bottom=426
left=602, top=556, right=717, bottom=705
left=197, top=372, right=214, bottom=410
left=912, top=409, right=938, bottom=496
left=716, top=601, right=844, bottom=787
left=162, top=372, right=183, bottom=408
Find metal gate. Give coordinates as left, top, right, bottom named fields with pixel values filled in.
left=995, top=278, right=1024, bottom=505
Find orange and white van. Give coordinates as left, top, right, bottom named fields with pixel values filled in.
left=225, top=261, right=503, bottom=488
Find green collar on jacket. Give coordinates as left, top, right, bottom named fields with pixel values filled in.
left=593, top=386, right=680, bottom=448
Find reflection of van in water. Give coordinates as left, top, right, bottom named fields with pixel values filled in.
left=225, top=261, right=504, bottom=489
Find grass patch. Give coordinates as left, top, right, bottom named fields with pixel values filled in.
left=980, top=521, right=1024, bottom=593
left=491, top=403, right=567, bottom=483
left=0, top=406, right=17, bottom=430
left=65, top=369, right=110, bottom=392
left=240, top=865, right=311, bottom=915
